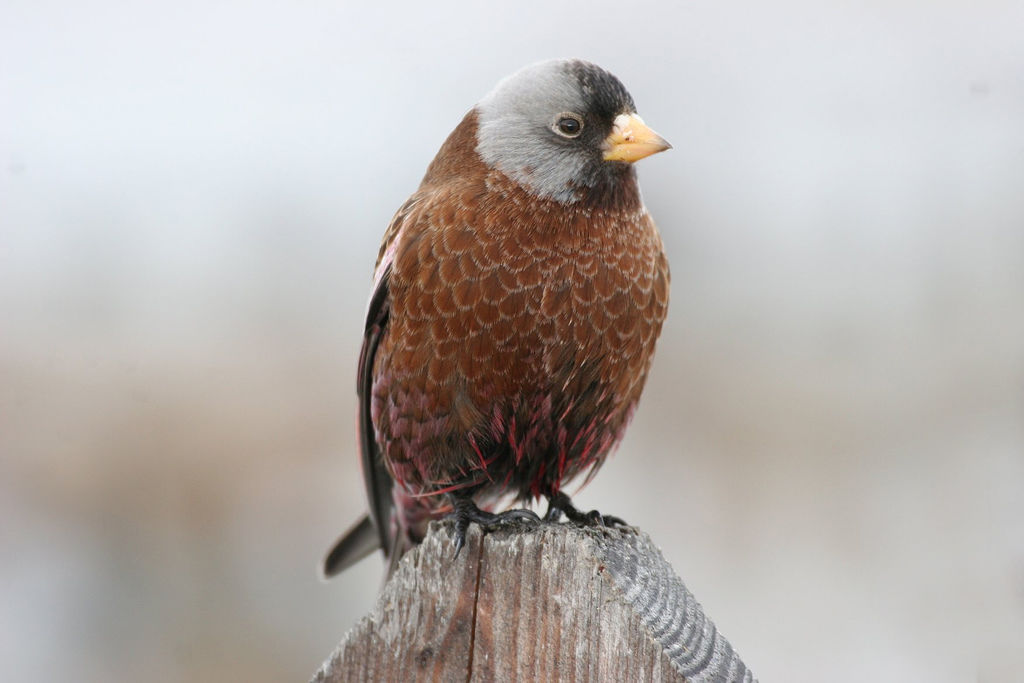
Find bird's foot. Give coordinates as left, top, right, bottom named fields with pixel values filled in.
left=447, top=496, right=541, bottom=558
left=543, top=491, right=627, bottom=528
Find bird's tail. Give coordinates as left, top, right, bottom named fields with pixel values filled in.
left=320, top=512, right=416, bottom=580
left=320, top=514, right=380, bottom=579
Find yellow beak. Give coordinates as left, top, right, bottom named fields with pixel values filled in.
left=602, top=113, right=671, bottom=163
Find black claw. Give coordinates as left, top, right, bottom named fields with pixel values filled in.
left=545, top=492, right=627, bottom=528
left=543, top=505, right=564, bottom=523
left=447, top=495, right=541, bottom=558
left=496, top=508, right=542, bottom=524
left=601, top=514, right=628, bottom=528
left=453, top=514, right=470, bottom=559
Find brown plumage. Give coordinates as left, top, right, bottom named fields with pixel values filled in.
left=323, top=59, right=671, bottom=578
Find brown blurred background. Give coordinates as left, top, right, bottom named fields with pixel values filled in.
left=2, top=2, right=1023, bottom=681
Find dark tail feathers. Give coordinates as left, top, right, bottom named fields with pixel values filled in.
left=320, top=514, right=380, bottom=579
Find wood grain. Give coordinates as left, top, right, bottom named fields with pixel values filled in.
left=313, top=522, right=755, bottom=682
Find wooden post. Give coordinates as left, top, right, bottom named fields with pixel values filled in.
left=313, top=522, right=756, bottom=682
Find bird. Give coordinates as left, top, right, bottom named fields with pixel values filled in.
left=322, top=58, right=671, bottom=578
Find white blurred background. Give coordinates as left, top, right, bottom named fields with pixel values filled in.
left=2, top=1, right=1023, bottom=681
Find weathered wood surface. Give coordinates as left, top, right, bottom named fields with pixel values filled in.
left=313, top=521, right=755, bottom=682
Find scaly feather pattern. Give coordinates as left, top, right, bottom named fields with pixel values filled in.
left=369, top=111, right=669, bottom=544
left=323, top=59, right=672, bottom=576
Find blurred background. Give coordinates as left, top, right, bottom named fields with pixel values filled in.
left=2, top=1, right=1023, bottom=681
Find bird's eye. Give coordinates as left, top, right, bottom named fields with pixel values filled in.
left=553, top=113, right=584, bottom=138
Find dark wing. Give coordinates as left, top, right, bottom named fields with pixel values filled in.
left=320, top=264, right=393, bottom=578
left=321, top=194, right=424, bottom=578
left=357, top=263, right=394, bottom=554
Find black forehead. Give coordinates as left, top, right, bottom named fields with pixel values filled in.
left=567, top=61, right=636, bottom=118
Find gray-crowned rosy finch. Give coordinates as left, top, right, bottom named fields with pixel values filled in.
left=323, top=59, right=671, bottom=578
